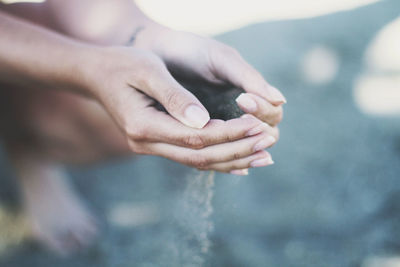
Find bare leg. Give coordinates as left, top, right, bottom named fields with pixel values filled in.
left=0, top=32, right=128, bottom=255
left=10, top=152, right=97, bottom=255
left=0, top=1, right=128, bottom=255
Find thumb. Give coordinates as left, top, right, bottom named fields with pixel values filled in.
left=135, top=60, right=210, bottom=129
left=162, top=85, right=210, bottom=129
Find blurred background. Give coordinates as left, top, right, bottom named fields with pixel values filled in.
left=1, top=0, right=400, bottom=266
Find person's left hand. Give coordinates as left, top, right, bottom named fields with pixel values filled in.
left=134, top=27, right=286, bottom=127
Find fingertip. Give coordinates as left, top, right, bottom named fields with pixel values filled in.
left=267, top=85, right=287, bottom=105
left=183, top=104, right=210, bottom=129
left=250, top=157, right=274, bottom=167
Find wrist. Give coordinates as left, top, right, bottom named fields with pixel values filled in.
left=70, top=44, right=108, bottom=98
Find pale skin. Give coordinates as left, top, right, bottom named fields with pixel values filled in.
left=0, top=0, right=285, bottom=254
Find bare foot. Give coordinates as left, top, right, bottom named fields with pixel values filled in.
left=11, top=155, right=97, bottom=255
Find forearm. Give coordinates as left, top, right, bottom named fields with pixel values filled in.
left=2, top=0, right=177, bottom=61
left=0, top=10, right=95, bottom=94
left=43, top=0, right=166, bottom=46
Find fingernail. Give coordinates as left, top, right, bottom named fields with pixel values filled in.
left=236, top=93, right=257, bottom=112
left=253, top=136, right=276, bottom=152
left=230, top=169, right=249, bottom=176
left=267, top=85, right=287, bottom=105
left=184, top=105, right=210, bottom=129
left=246, top=123, right=267, bottom=136
left=250, top=157, right=274, bottom=167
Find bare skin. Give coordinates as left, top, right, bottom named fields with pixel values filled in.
left=0, top=0, right=285, bottom=254
left=11, top=153, right=97, bottom=255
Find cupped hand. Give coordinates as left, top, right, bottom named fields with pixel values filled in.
left=85, top=46, right=277, bottom=174
left=134, top=27, right=286, bottom=127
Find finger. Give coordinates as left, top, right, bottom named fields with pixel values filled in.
left=99, top=85, right=275, bottom=151
left=138, top=132, right=276, bottom=169
left=130, top=107, right=269, bottom=148
left=130, top=54, right=210, bottom=129
left=210, top=44, right=286, bottom=105
left=236, top=93, right=283, bottom=126
left=240, top=114, right=280, bottom=141
left=208, top=150, right=273, bottom=173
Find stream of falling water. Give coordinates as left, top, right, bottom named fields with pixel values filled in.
left=170, top=170, right=215, bottom=267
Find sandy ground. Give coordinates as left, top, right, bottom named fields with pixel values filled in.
left=1, top=0, right=400, bottom=266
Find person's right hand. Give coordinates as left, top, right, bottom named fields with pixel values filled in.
left=83, top=46, right=278, bottom=175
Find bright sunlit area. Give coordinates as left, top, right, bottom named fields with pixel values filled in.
left=136, top=0, right=381, bottom=35
left=354, top=17, right=400, bottom=116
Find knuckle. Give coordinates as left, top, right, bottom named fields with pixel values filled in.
left=223, top=165, right=236, bottom=173
left=196, top=166, right=209, bottom=171
left=126, top=124, right=147, bottom=141
left=195, top=157, right=210, bottom=169
left=264, top=106, right=283, bottom=126
left=127, top=139, right=136, bottom=151
left=186, top=153, right=210, bottom=168
left=230, top=160, right=245, bottom=170
left=224, top=130, right=235, bottom=143
left=183, top=133, right=206, bottom=149
left=273, top=106, right=284, bottom=124
left=232, top=152, right=242, bottom=160
left=164, top=89, right=186, bottom=112
left=210, top=43, right=241, bottom=62
left=127, top=140, right=146, bottom=154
